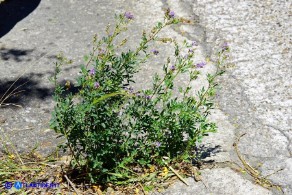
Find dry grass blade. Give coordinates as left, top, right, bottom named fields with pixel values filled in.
left=0, top=128, right=24, bottom=165
left=0, top=103, right=23, bottom=108
left=64, top=174, right=80, bottom=195
left=234, top=133, right=284, bottom=193
left=0, top=82, right=28, bottom=106
left=0, top=49, right=55, bottom=107
left=168, top=165, right=189, bottom=186
left=162, top=159, right=189, bottom=186
left=138, top=182, right=147, bottom=195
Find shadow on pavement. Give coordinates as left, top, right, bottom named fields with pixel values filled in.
left=0, top=47, right=34, bottom=61
left=194, top=145, right=222, bottom=161
left=0, top=0, right=41, bottom=38
left=0, top=72, right=81, bottom=108
left=0, top=73, right=53, bottom=107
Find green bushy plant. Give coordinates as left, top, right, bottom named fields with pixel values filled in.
left=50, top=10, right=229, bottom=185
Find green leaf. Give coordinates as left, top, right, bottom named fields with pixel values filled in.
left=84, top=55, right=89, bottom=62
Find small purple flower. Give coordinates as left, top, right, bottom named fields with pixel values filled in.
left=99, top=49, right=105, bottom=54
left=184, top=54, right=189, bottom=59
left=129, top=87, right=134, bottom=93
left=191, top=41, right=198, bottom=46
left=124, top=86, right=134, bottom=93
left=89, top=68, right=95, bottom=76
left=169, top=11, right=175, bottom=18
left=170, top=65, right=176, bottom=71
left=135, top=92, right=141, bottom=97
left=188, top=49, right=194, bottom=54
left=151, top=49, right=159, bottom=55
left=154, top=141, right=161, bottom=148
left=222, top=42, right=229, bottom=51
left=196, top=62, right=206, bottom=68
left=94, top=82, right=100, bottom=89
left=145, top=95, right=151, bottom=100
left=124, top=12, right=134, bottom=20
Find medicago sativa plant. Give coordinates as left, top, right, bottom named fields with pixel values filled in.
left=50, top=10, right=229, bottom=187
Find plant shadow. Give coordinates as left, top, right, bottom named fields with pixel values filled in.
left=0, top=47, right=34, bottom=62
left=0, top=72, right=80, bottom=108
left=0, top=73, right=53, bottom=107
left=193, top=145, right=222, bottom=165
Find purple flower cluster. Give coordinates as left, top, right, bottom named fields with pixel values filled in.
left=170, top=65, right=176, bottom=71
left=188, top=49, right=194, bottom=54
left=89, top=68, right=95, bottom=76
left=135, top=92, right=141, bottom=98
left=94, top=82, right=100, bottom=89
left=133, top=91, right=151, bottom=100
left=151, top=49, right=159, bottom=55
left=124, top=12, right=134, bottom=20
left=222, top=42, right=229, bottom=51
left=184, top=48, right=195, bottom=59
left=145, top=95, right=151, bottom=100
left=154, top=141, right=161, bottom=148
left=169, top=11, right=175, bottom=18
left=196, top=62, right=206, bottom=68
left=191, top=41, right=198, bottom=46
left=98, top=49, right=105, bottom=55
left=124, top=86, right=134, bottom=93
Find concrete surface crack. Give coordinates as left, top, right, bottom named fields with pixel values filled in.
left=234, top=133, right=284, bottom=193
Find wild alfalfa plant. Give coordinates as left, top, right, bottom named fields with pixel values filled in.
left=50, top=10, right=229, bottom=186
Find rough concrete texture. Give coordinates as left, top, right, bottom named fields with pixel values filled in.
left=163, top=168, right=272, bottom=195
left=0, top=0, right=291, bottom=194
left=166, top=0, right=292, bottom=194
